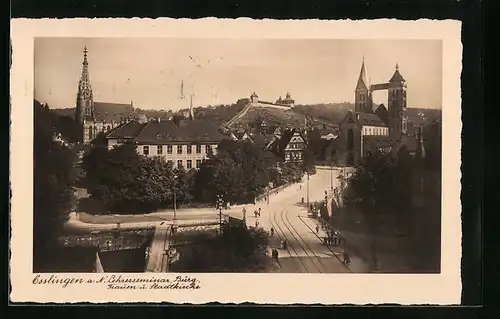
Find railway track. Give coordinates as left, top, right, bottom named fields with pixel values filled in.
left=281, top=211, right=326, bottom=273
left=270, top=209, right=325, bottom=273
left=269, top=209, right=308, bottom=272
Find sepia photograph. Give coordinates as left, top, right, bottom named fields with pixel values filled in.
left=10, top=18, right=462, bottom=304
left=33, top=37, right=442, bottom=274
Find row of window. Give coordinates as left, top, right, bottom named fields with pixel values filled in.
left=167, top=159, right=202, bottom=170
left=142, top=144, right=216, bottom=156
left=287, top=142, right=304, bottom=150
left=363, top=127, right=389, bottom=136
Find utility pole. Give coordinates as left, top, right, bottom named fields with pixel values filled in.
left=306, top=172, right=310, bottom=209
left=217, top=194, right=223, bottom=235
left=173, top=175, right=178, bottom=221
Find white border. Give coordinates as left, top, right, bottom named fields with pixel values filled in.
left=10, top=18, right=462, bottom=304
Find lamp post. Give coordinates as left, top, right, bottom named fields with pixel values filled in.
left=306, top=172, right=310, bottom=209
left=173, top=175, right=178, bottom=221
left=216, top=194, right=223, bottom=235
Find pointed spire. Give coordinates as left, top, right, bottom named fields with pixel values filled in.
left=189, top=94, right=194, bottom=120
left=356, top=58, right=369, bottom=90
left=77, top=46, right=94, bottom=119
left=396, top=63, right=399, bottom=70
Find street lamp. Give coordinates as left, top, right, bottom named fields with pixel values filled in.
left=306, top=172, right=310, bottom=209
left=216, top=194, right=224, bottom=235
left=173, top=175, right=178, bottom=221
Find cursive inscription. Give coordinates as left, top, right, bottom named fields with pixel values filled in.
left=32, top=274, right=201, bottom=290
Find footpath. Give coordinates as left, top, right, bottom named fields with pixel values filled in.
left=298, top=215, right=371, bottom=273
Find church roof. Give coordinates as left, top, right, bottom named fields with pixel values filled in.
left=356, top=59, right=369, bottom=90
left=389, top=64, right=406, bottom=83
left=356, top=112, right=387, bottom=127
left=94, top=101, right=134, bottom=122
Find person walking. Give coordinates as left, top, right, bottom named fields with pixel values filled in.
left=343, top=251, right=351, bottom=266
left=315, top=225, right=319, bottom=234
left=258, top=207, right=261, bottom=217
left=270, top=227, right=275, bottom=237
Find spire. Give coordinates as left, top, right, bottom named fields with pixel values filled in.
left=389, top=62, right=405, bottom=83
left=356, top=58, right=369, bottom=91
left=189, top=94, right=194, bottom=120
left=76, top=46, right=94, bottom=121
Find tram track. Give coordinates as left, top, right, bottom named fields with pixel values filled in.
left=279, top=210, right=324, bottom=273
left=269, top=209, right=308, bottom=273
left=282, top=211, right=326, bottom=273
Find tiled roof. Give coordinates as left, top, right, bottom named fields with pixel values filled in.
left=94, top=101, right=134, bottom=122
left=134, top=120, right=226, bottom=144
left=357, top=112, right=387, bottom=127
left=389, top=68, right=406, bottom=83
left=106, top=121, right=147, bottom=139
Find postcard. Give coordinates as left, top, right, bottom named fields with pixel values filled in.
left=10, top=18, right=462, bottom=304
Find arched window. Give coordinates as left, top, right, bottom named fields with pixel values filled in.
left=88, top=126, right=93, bottom=140
left=347, top=129, right=354, bottom=150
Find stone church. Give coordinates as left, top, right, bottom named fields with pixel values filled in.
left=337, top=59, right=441, bottom=166
left=75, top=47, right=146, bottom=144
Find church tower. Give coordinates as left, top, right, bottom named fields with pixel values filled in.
left=354, top=58, right=373, bottom=113
left=387, top=63, right=407, bottom=139
left=75, top=46, right=95, bottom=142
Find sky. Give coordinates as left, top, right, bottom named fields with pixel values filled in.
left=34, top=38, right=442, bottom=110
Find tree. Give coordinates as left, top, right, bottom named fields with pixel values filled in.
left=194, top=139, right=276, bottom=204
left=347, top=149, right=411, bottom=270
left=33, top=100, right=76, bottom=270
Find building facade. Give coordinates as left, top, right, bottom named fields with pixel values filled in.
left=106, top=118, right=226, bottom=170
left=337, top=59, right=440, bottom=167
left=75, top=47, right=142, bottom=144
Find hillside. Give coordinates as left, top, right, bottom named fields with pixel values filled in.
left=53, top=107, right=76, bottom=118
left=293, top=102, right=356, bottom=125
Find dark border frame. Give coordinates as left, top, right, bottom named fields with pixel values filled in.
left=7, top=0, right=484, bottom=315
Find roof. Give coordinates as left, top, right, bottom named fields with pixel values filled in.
left=356, top=60, right=369, bottom=91
left=389, top=65, right=406, bottom=83
left=107, top=121, right=147, bottom=139
left=357, top=112, right=387, bottom=127
left=134, top=120, right=227, bottom=144
left=94, top=101, right=134, bottom=122
left=249, top=133, right=274, bottom=145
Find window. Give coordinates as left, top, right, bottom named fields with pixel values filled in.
left=206, top=144, right=212, bottom=153
left=187, top=144, right=192, bottom=154
left=143, top=145, right=149, bottom=155
left=107, top=125, right=111, bottom=131
left=167, top=160, right=173, bottom=167
left=186, top=160, right=192, bottom=169
left=157, top=145, right=163, bottom=155
left=196, top=159, right=201, bottom=169
left=177, top=145, right=182, bottom=154
left=196, top=144, right=202, bottom=153
left=88, top=126, right=93, bottom=140
left=167, top=145, right=172, bottom=154
left=177, top=160, right=183, bottom=169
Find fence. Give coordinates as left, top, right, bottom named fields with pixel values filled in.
left=254, top=182, right=293, bottom=203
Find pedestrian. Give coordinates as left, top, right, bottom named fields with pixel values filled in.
left=270, top=227, right=275, bottom=237
left=258, top=207, right=261, bottom=217
left=343, top=251, right=351, bottom=266
left=315, top=225, right=319, bottom=234
left=282, top=239, right=288, bottom=250
left=255, top=220, right=259, bottom=228
left=301, top=197, right=304, bottom=204
left=300, top=185, right=302, bottom=190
